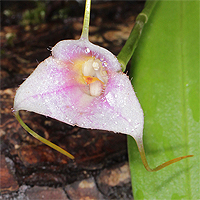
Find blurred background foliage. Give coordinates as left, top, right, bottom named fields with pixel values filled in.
left=1, top=0, right=84, bottom=26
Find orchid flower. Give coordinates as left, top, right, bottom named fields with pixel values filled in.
left=14, top=0, right=192, bottom=171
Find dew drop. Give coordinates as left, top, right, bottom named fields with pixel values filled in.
left=103, top=62, right=108, bottom=67
left=85, top=48, right=90, bottom=54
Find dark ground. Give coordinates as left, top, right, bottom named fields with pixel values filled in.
left=0, top=1, right=145, bottom=199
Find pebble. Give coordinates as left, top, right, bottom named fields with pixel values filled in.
left=65, top=177, right=104, bottom=199
left=25, top=186, right=69, bottom=200
left=96, top=162, right=133, bottom=199
left=0, top=155, right=19, bottom=194
left=0, top=162, right=133, bottom=200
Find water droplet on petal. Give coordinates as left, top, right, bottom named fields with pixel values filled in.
left=85, top=48, right=90, bottom=53
left=103, top=61, right=108, bottom=67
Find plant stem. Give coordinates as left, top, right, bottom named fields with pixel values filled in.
left=117, top=0, right=157, bottom=72
left=81, top=0, right=91, bottom=40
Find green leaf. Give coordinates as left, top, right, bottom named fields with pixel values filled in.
left=128, top=1, right=199, bottom=199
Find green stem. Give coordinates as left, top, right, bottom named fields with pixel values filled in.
left=14, top=111, right=75, bottom=159
left=117, top=0, right=157, bottom=72
left=81, top=0, right=91, bottom=40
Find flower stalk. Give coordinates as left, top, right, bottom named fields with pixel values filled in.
left=117, top=0, right=157, bottom=72
left=81, top=0, right=91, bottom=40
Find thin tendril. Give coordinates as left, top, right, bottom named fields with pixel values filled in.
left=81, top=0, right=91, bottom=40
left=14, top=111, right=75, bottom=159
left=135, top=137, right=193, bottom=172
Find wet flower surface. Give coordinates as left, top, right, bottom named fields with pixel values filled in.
left=14, top=38, right=144, bottom=140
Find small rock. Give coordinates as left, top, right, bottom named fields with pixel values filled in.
left=0, top=185, right=29, bottom=200
left=25, top=186, right=69, bottom=200
left=65, top=177, right=104, bottom=200
left=0, top=155, right=19, bottom=194
left=96, top=162, right=133, bottom=199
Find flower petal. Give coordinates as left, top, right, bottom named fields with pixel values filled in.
left=14, top=39, right=144, bottom=139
